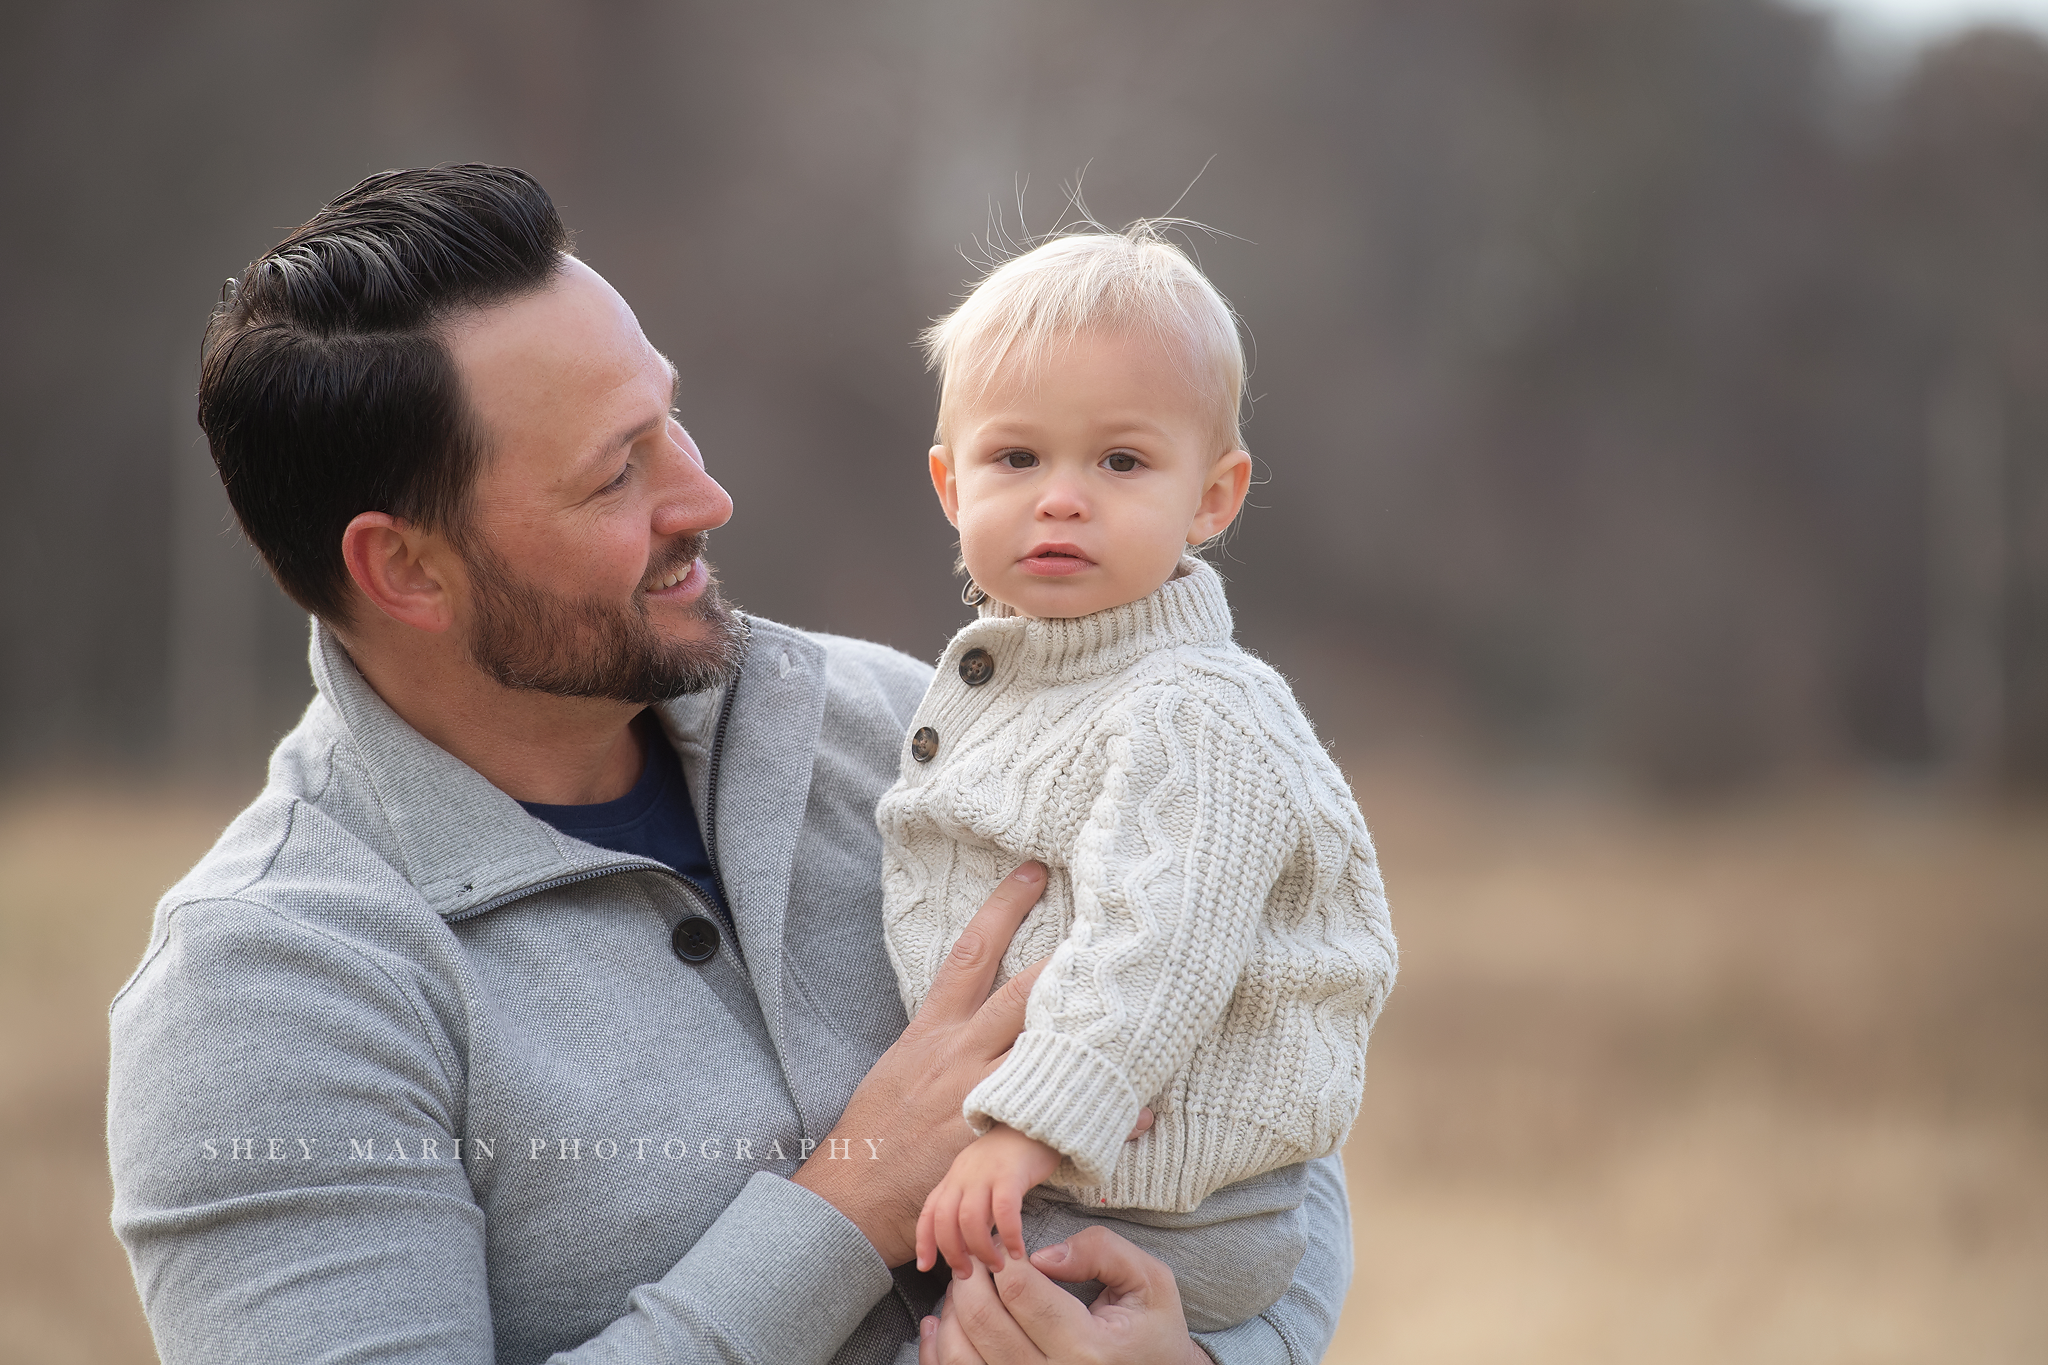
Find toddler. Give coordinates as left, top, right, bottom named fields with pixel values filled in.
left=876, top=224, right=1397, bottom=1297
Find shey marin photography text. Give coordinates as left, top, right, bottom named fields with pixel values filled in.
left=190, top=1134, right=890, bottom=1165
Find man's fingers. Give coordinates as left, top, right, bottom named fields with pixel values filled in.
left=930, top=1288, right=993, bottom=1365
left=975, top=1254, right=1095, bottom=1362
left=919, top=864, right=1045, bottom=1025
left=968, top=958, right=1048, bottom=1063
left=1127, top=1107, right=1154, bottom=1141
left=1028, top=1224, right=1171, bottom=1302
left=948, top=1259, right=1047, bottom=1365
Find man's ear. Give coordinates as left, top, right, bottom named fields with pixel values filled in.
left=928, top=445, right=961, bottom=528
left=340, top=511, right=459, bottom=633
left=1188, top=449, right=1253, bottom=544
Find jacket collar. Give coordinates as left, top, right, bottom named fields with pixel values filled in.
left=305, top=622, right=611, bottom=920
left=306, top=615, right=827, bottom=989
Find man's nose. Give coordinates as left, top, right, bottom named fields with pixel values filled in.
left=653, top=424, right=734, bottom=534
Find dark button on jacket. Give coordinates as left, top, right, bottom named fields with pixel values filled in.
left=910, top=727, right=939, bottom=764
left=671, top=916, right=720, bottom=963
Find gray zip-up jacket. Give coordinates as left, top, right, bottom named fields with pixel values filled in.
left=108, top=618, right=1352, bottom=1364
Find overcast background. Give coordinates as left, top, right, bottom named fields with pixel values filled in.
left=3, top=0, right=2045, bottom=793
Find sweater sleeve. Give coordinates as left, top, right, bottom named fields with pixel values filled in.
left=963, top=686, right=1296, bottom=1184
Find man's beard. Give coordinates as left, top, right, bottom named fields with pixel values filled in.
left=459, top=531, right=747, bottom=703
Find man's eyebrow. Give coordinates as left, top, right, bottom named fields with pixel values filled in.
left=590, top=360, right=682, bottom=466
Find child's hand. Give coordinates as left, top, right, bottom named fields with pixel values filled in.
left=916, top=1123, right=1062, bottom=1275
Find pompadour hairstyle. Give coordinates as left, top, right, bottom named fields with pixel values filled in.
left=197, top=164, right=571, bottom=622
left=921, top=221, right=1247, bottom=449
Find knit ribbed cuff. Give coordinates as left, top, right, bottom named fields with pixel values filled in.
left=964, top=1030, right=1144, bottom=1186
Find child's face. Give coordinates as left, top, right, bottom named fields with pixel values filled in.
left=928, top=329, right=1251, bottom=619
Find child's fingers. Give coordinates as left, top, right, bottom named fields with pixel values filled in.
left=962, top=1184, right=1003, bottom=1268
left=916, top=1192, right=940, bottom=1273
left=995, top=1181, right=1028, bottom=1263
left=932, top=1186, right=972, bottom=1278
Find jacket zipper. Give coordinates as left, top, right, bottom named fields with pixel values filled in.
left=700, top=624, right=818, bottom=1161
left=701, top=640, right=744, bottom=927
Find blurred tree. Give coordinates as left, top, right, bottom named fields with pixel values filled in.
left=2, top=0, right=2043, bottom=790
left=1865, top=29, right=2048, bottom=786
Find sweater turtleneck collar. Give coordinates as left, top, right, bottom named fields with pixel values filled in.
left=968, top=556, right=1234, bottom=682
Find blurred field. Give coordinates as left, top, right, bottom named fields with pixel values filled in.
left=2, top=773, right=2043, bottom=1364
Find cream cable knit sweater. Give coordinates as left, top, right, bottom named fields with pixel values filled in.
left=878, top=559, right=1396, bottom=1213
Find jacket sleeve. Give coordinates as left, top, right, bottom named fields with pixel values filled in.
left=963, top=686, right=1297, bottom=1185
left=1192, top=1154, right=1353, bottom=1364
left=109, top=898, right=894, bottom=1365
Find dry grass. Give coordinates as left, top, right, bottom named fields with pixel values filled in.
left=0, top=789, right=234, bottom=1365
left=1332, top=767, right=2048, bottom=1364
left=2, top=774, right=2043, bottom=1363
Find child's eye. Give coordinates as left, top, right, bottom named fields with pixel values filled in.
left=1102, top=451, right=1140, bottom=473
left=1002, top=450, right=1038, bottom=469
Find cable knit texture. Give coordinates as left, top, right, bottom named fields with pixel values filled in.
left=878, top=559, right=1397, bottom=1213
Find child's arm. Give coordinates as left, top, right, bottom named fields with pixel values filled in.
left=915, top=1123, right=1060, bottom=1272
left=963, top=688, right=1301, bottom=1190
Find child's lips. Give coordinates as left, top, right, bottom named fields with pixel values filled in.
left=1017, top=546, right=1096, bottom=577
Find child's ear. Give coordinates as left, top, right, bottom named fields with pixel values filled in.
left=928, top=445, right=961, bottom=528
left=1188, top=449, right=1252, bottom=544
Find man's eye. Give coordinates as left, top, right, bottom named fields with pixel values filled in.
left=1103, top=452, right=1140, bottom=473
left=604, top=463, right=633, bottom=491
left=1002, top=450, right=1038, bottom=469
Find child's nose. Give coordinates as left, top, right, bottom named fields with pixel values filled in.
left=1035, top=472, right=1088, bottom=519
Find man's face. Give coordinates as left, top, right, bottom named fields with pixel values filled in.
left=442, top=257, right=743, bottom=702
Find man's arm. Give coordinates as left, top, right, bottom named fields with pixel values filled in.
left=109, top=898, right=896, bottom=1365
left=109, top=869, right=1054, bottom=1364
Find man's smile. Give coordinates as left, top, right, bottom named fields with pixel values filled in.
left=640, top=533, right=714, bottom=599
left=641, top=556, right=708, bottom=599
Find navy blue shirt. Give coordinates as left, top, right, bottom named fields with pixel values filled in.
left=518, top=719, right=729, bottom=925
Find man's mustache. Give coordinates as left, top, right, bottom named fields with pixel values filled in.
left=644, top=532, right=712, bottom=588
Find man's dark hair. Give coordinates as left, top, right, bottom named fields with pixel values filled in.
left=198, top=164, right=571, bottom=622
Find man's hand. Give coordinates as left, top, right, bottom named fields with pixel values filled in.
left=918, top=1124, right=1062, bottom=1274
left=918, top=1225, right=1209, bottom=1364
left=793, top=863, right=1050, bottom=1267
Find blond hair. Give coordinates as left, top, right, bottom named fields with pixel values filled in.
left=922, top=221, right=1246, bottom=449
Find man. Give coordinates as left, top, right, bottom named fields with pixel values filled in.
left=108, top=165, right=1351, bottom=1364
